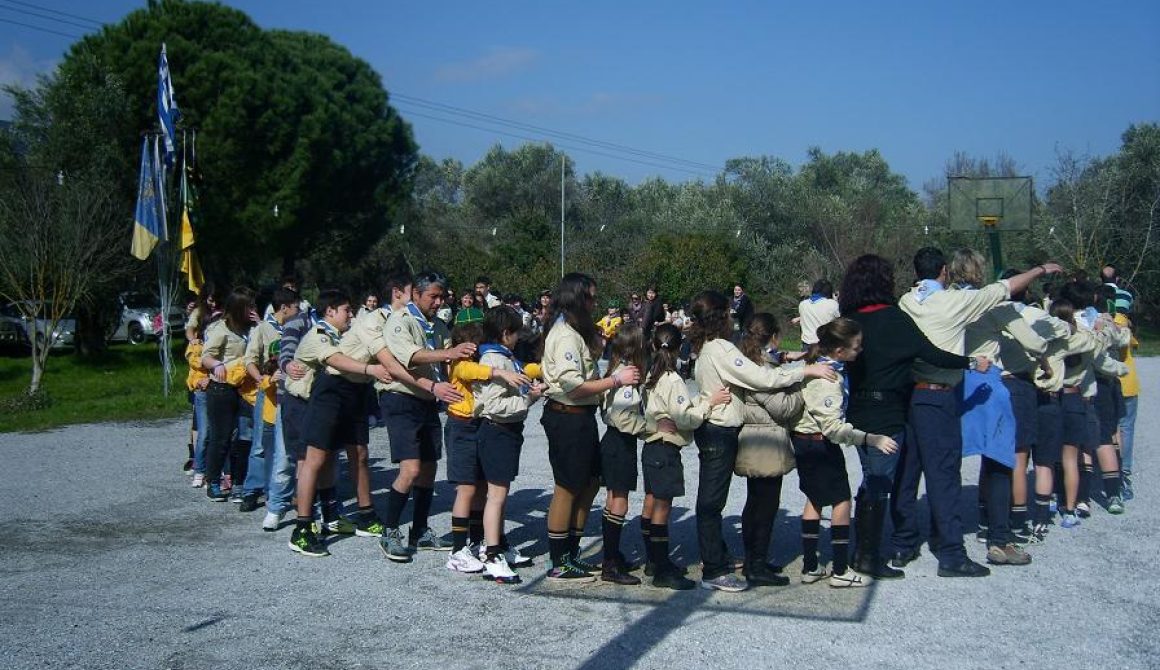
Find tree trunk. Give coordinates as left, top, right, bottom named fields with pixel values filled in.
left=29, top=340, right=44, bottom=395
left=73, top=303, right=111, bottom=358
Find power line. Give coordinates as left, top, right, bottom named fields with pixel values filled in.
left=394, top=92, right=720, bottom=172
left=0, top=15, right=80, bottom=39
left=0, top=0, right=102, bottom=27
left=0, top=1, right=101, bottom=31
left=395, top=105, right=716, bottom=179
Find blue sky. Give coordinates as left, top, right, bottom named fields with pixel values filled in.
left=1, top=1, right=1157, bottom=190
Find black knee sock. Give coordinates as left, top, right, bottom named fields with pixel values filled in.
left=468, top=510, right=484, bottom=545
left=1033, top=494, right=1052, bottom=525
left=296, top=515, right=313, bottom=530
left=801, top=519, right=821, bottom=572
left=601, top=509, right=625, bottom=564
left=548, top=529, right=569, bottom=567
left=318, top=487, right=339, bottom=524
left=1010, top=505, right=1028, bottom=529
left=568, top=527, right=584, bottom=558
left=485, top=544, right=502, bottom=560
left=649, top=522, right=671, bottom=571
left=1102, top=471, right=1122, bottom=499
left=451, top=516, right=470, bottom=552
left=385, top=487, right=410, bottom=529
left=1080, top=463, right=1095, bottom=503
left=410, top=486, right=435, bottom=542
left=187, top=442, right=194, bottom=459
left=640, top=515, right=651, bottom=550
left=831, top=524, right=851, bottom=575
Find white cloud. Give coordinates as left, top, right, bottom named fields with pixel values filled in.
left=434, top=47, right=538, bottom=83
left=0, top=45, right=56, bottom=118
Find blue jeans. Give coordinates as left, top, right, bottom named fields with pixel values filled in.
left=243, top=394, right=274, bottom=496
left=858, top=430, right=905, bottom=502
left=266, top=404, right=297, bottom=514
left=192, top=390, right=208, bottom=474
left=1119, top=395, right=1137, bottom=473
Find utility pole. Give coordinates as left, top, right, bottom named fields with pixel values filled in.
left=560, top=154, right=565, bottom=278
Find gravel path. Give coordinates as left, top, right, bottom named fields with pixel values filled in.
left=1, top=361, right=1157, bottom=669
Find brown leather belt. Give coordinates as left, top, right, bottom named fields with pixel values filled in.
left=1062, top=386, right=1082, bottom=394
left=546, top=400, right=595, bottom=415
left=792, top=432, right=825, bottom=441
left=914, top=382, right=953, bottom=391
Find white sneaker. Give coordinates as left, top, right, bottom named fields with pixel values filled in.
left=262, top=511, right=285, bottom=532
left=829, top=569, right=871, bottom=588
left=190, top=473, right=205, bottom=488
left=505, top=546, right=534, bottom=568
left=482, top=553, right=522, bottom=584
left=446, top=546, right=485, bottom=574
left=800, top=567, right=828, bottom=584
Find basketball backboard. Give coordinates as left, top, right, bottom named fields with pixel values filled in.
left=948, top=176, right=1033, bottom=231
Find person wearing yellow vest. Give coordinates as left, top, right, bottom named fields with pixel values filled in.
left=1114, top=309, right=1139, bottom=500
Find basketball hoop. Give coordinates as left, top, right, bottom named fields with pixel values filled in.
left=978, top=215, right=1000, bottom=228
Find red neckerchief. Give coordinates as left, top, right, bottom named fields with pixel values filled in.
left=856, top=303, right=891, bottom=313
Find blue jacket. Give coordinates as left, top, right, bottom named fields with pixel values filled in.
left=960, top=368, right=1016, bottom=467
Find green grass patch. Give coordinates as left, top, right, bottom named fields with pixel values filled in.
left=0, top=343, right=189, bottom=433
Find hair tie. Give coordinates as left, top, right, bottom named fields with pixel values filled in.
left=660, top=341, right=671, bottom=349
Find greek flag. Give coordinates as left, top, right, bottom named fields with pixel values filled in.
left=157, top=43, right=180, bottom=166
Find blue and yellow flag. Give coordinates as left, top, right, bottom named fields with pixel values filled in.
left=179, top=160, right=204, bottom=291
left=130, top=137, right=163, bottom=260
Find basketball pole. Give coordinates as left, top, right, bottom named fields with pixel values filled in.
left=981, top=216, right=1003, bottom=280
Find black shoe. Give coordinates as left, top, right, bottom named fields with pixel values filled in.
left=239, top=493, right=261, bottom=513
left=937, top=558, right=991, bottom=578
left=890, top=547, right=920, bottom=568
left=652, top=568, right=696, bottom=590
left=615, top=551, right=642, bottom=572
left=182, top=459, right=193, bottom=474
left=205, top=482, right=228, bottom=502
left=744, top=564, right=790, bottom=587
left=854, top=555, right=905, bottom=579
left=1011, top=524, right=1032, bottom=545
left=645, top=561, right=688, bottom=577
left=601, top=563, right=642, bottom=585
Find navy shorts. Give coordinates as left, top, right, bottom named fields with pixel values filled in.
left=1003, top=376, right=1038, bottom=450
left=444, top=414, right=482, bottom=484
left=281, top=393, right=309, bottom=461
left=541, top=404, right=601, bottom=491
left=600, top=427, right=639, bottom=492
left=641, top=440, right=684, bottom=500
left=478, top=420, right=524, bottom=485
left=1034, top=393, right=1063, bottom=466
left=303, top=374, right=371, bottom=451
left=791, top=435, right=851, bottom=509
left=380, top=391, right=443, bottom=463
left=1061, top=392, right=1096, bottom=452
left=1094, top=378, right=1121, bottom=445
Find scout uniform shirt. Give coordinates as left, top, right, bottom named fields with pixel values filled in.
left=965, top=301, right=1060, bottom=375
left=793, top=363, right=867, bottom=445
left=475, top=345, right=536, bottom=423
left=643, top=370, right=710, bottom=447
left=694, top=338, right=804, bottom=427
left=328, top=308, right=385, bottom=386
left=898, top=280, right=1010, bottom=386
left=203, top=320, right=249, bottom=381
left=542, top=320, right=600, bottom=406
left=382, top=304, right=451, bottom=401
left=286, top=321, right=343, bottom=400
left=243, top=317, right=283, bottom=375
left=797, top=295, right=840, bottom=345
left=601, top=363, right=648, bottom=436
left=448, top=359, right=543, bottom=420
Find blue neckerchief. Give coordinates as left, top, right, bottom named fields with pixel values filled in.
left=307, top=308, right=320, bottom=326
left=479, top=343, right=527, bottom=393
left=914, top=279, right=945, bottom=305
left=1079, top=306, right=1099, bottom=330
left=265, top=313, right=283, bottom=334
left=406, top=301, right=438, bottom=350
left=554, top=313, right=565, bottom=326
left=767, top=346, right=779, bottom=359
left=809, top=293, right=825, bottom=303
left=953, top=282, right=976, bottom=291
left=318, top=320, right=340, bottom=343
left=817, top=355, right=848, bottom=414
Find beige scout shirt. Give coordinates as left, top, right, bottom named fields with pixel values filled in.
left=1037, top=328, right=1102, bottom=393
left=286, top=323, right=343, bottom=399
left=694, top=338, right=804, bottom=427
left=340, top=307, right=393, bottom=388
left=797, top=297, right=841, bottom=345
left=243, top=320, right=281, bottom=369
left=965, top=302, right=1057, bottom=376
left=601, top=363, right=648, bottom=436
left=793, top=376, right=867, bottom=445
left=474, top=350, right=534, bottom=423
left=899, top=281, right=1010, bottom=386
left=643, top=371, right=710, bottom=447
left=203, top=320, right=248, bottom=366
left=381, top=307, right=450, bottom=400
left=542, top=321, right=600, bottom=406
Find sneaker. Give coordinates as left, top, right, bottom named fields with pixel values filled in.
left=652, top=569, right=696, bottom=591
left=190, top=473, right=205, bottom=488
left=262, top=510, right=285, bottom=532
left=890, top=547, right=920, bottom=568
left=744, top=564, right=790, bottom=587
left=1060, top=513, right=1081, bottom=529
left=569, top=554, right=602, bottom=575
left=379, top=528, right=413, bottom=563
left=505, top=546, right=534, bottom=568
left=1107, top=496, right=1125, bottom=515
left=700, top=573, right=749, bottom=593
left=206, top=483, right=228, bottom=502
left=601, top=562, right=642, bottom=585
left=546, top=562, right=596, bottom=584
left=1122, top=476, right=1134, bottom=501
left=1012, top=524, right=1033, bottom=545
left=800, top=567, right=829, bottom=584
left=446, top=546, right=486, bottom=574
left=482, top=553, right=522, bottom=584
left=829, top=569, right=871, bottom=588
left=644, top=562, right=687, bottom=578
left=1029, top=523, right=1050, bottom=543
left=937, top=558, right=991, bottom=577
left=323, top=517, right=357, bottom=536
left=1075, top=502, right=1092, bottom=519
left=410, top=527, right=451, bottom=551
left=228, top=490, right=244, bottom=505
left=975, top=527, right=989, bottom=543
left=353, top=515, right=386, bottom=538
left=239, top=493, right=261, bottom=513
left=288, top=525, right=329, bottom=557
left=987, top=543, right=1032, bottom=566
left=182, top=459, right=193, bottom=474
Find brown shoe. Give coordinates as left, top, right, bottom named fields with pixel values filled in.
left=986, top=544, right=1032, bottom=566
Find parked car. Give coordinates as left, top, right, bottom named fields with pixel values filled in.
left=108, top=292, right=186, bottom=345
left=0, top=311, right=30, bottom=351
left=0, top=301, right=76, bottom=350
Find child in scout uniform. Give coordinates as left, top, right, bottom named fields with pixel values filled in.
left=444, top=322, right=536, bottom=575
left=473, top=307, right=546, bottom=584
left=598, top=323, right=648, bottom=585
left=287, top=290, right=393, bottom=557
left=792, top=318, right=897, bottom=588
left=641, top=323, right=731, bottom=590
left=377, top=272, right=477, bottom=562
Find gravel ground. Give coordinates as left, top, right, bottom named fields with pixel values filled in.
left=2, top=361, right=1158, bottom=670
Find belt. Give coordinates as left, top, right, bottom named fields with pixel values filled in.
left=914, top=382, right=953, bottom=391
left=546, top=400, right=595, bottom=415
left=483, top=418, right=525, bottom=433
left=446, top=412, right=476, bottom=423
left=1001, top=372, right=1034, bottom=383
left=792, top=432, right=825, bottom=441
left=1062, top=386, right=1082, bottom=394
left=1038, top=390, right=1060, bottom=400
left=853, top=389, right=903, bottom=401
